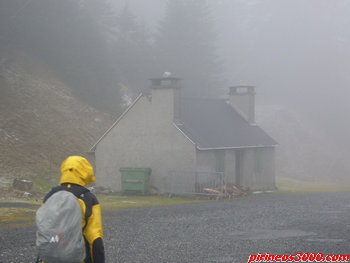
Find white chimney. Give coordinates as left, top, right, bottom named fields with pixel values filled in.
left=150, top=77, right=183, bottom=123
left=229, top=86, right=255, bottom=123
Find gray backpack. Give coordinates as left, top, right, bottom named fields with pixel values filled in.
left=36, top=190, right=86, bottom=263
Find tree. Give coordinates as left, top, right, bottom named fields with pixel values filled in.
left=112, top=4, right=154, bottom=96
left=0, top=0, right=123, bottom=113
left=154, top=0, right=223, bottom=98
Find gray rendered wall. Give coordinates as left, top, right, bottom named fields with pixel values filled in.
left=94, top=89, right=196, bottom=192
left=195, top=150, right=217, bottom=173
left=195, top=149, right=236, bottom=184
left=196, top=148, right=275, bottom=190
left=240, top=147, right=276, bottom=190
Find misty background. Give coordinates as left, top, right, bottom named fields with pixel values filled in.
left=128, top=0, right=350, bottom=144
left=0, top=0, right=349, bottom=183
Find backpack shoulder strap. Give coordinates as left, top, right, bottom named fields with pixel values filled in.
left=65, top=184, right=92, bottom=227
left=69, top=185, right=89, bottom=199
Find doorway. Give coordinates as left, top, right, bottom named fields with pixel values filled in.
left=235, top=149, right=243, bottom=185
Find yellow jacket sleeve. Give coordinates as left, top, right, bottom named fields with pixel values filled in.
left=77, top=194, right=105, bottom=263
left=83, top=204, right=104, bottom=244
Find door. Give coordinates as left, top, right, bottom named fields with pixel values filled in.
left=235, top=149, right=243, bottom=185
left=215, top=150, right=225, bottom=173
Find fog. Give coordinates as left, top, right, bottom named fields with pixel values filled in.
left=123, top=0, right=350, bottom=142
left=112, top=0, right=350, bottom=181
left=216, top=0, right=350, bottom=141
left=1, top=0, right=349, bottom=182
left=3, top=2, right=350, bottom=260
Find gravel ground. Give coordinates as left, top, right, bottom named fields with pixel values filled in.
left=1, top=192, right=350, bottom=263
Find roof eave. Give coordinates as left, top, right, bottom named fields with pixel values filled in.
left=173, top=123, right=196, bottom=145
left=196, top=144, right=278, bottom=150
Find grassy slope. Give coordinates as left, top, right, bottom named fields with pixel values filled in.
left=98, top=195, right=206, bottom=211
left=2, top=176, right=350, bottom=228
left=0, top=195, right=206, bottom=228
left=276, top=176, right=350, bottom=193
left=0, top=43, right=113, bottom=184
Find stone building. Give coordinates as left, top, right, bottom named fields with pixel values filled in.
left=90, top=77, right=277, bottom=193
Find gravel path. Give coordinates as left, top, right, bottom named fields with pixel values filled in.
left=1, top=192, right=350, bottom=263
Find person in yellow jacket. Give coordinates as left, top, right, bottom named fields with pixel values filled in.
left=42, top=156, right=105, bottom=263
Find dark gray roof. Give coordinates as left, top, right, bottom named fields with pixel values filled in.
left=177, top=98, right=277, bottom=149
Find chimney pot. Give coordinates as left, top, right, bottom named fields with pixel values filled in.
left=150, top=77, right=183, bottom=89
left=229, top=85, right=255, bottom=95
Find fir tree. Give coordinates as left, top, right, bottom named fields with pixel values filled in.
left=112, top=4, right=154, bottom=95
left=155, top=0, right=223, bottom=98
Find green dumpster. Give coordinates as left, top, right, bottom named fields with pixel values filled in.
left=120, top=167, right=152, bottom=194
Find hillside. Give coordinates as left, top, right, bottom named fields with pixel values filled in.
left=257, top=104, right=350, bottom=183
left=0, top=44, right=114, bottom=184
